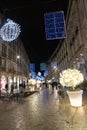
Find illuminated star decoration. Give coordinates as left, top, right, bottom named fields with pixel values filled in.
left=0, top=19, right=21, bottom=42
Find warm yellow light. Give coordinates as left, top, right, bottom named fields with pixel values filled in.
left=60, top=69, right=84, bottom=89
left=29, top=78, right=36, bottom=86
left=67, top=90, right=83, bottom=107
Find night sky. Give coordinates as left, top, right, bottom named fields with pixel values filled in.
left=0, top=0, right=69, bottom=72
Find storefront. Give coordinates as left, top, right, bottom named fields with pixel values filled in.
left=0, top=75, right=7, bottom=93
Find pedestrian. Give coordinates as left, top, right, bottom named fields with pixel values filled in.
left=5, top=83, right=8, bottom=92
left=51, top=82, right=55, bottom=93
left=57, top=85, right=63, bottom=100
left=23, top=81, right=26, bottom=90
left=11, top=83, right=14, bottom=94
left=51, top=77, right=57, bottom=93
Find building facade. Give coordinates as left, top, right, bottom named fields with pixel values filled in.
left=47, top=0, right=87, bottom=80
left=0, top=13, right=30, bottom=92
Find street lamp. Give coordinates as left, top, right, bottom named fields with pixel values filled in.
left=53, top=65, right=57, bottom=71
left=16, top=55, right=20, bottom=91
left=17, top=55, right=20, bottom=59
left=16, top=55, right=20, bottom=74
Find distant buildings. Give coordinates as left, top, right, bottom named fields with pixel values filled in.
left=0, top=13, right=30, bottom=92
left=47, top=0, right=87, bottom=80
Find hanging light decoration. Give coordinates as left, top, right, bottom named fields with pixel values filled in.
left=0, top=19, right=21, bottom=42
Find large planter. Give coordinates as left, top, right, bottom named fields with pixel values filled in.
left=67, top=90, right=83, bottom=107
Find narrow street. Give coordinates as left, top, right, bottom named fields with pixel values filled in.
left=0, top=87, right=87, bottom=130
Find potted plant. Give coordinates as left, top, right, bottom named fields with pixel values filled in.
left=59, top=69, right=84, bottom=107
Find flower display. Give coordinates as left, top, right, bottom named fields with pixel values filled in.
left=59, top=69, right=84, bottom=90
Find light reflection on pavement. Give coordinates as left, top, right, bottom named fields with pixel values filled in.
left=0, top=88, right=87, bottom=130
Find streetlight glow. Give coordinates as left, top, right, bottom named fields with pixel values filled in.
left=17, top=55, right=20, bottom=59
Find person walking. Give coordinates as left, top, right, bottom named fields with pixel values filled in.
left=5, top=83, right=8, bottom=92
left=51, top=77, right=57, bottom=94
left=11, top=83, right=14, bottom=94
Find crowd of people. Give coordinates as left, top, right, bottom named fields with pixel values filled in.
left=0, top=78, right=65, bottom=100
left=4, top=81, right=26, bottom=94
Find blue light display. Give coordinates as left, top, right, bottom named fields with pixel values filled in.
left=40, top=63, right=46, bottom=71
left=0, top=19, right=21, bottom=42
left=44, top=11, right=67, bottom=40
left=31, top=71, right=36, bottom=79
left=44, top=70, right=48, bottom=77
left=30, top=63, right=35, bottom=72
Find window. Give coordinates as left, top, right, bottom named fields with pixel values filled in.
left=2, top=44, right=6, bottom=57
left=2, top=58, right=6, bottom=68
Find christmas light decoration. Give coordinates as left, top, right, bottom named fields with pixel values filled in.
left=0, top=19, right=21, bottom=42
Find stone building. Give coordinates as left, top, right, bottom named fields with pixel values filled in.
left=0, top=13, right=30, bottom=92
left=47, top=0, right=87, bottom=80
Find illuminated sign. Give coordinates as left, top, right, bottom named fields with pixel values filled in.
left=40, top=63, right=46, bottom=71
left=30, top=63, right=35, bottom=72
left=44, top=11, right=66, bottom=40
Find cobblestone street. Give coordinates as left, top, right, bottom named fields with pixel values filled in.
left=0, top=88, right=87, bottom=130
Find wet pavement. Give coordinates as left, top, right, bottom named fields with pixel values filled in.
left=0, top=88, right=87, bottom=130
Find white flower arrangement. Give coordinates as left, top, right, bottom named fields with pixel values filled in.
left=59, top=69, right=84, bottom=90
